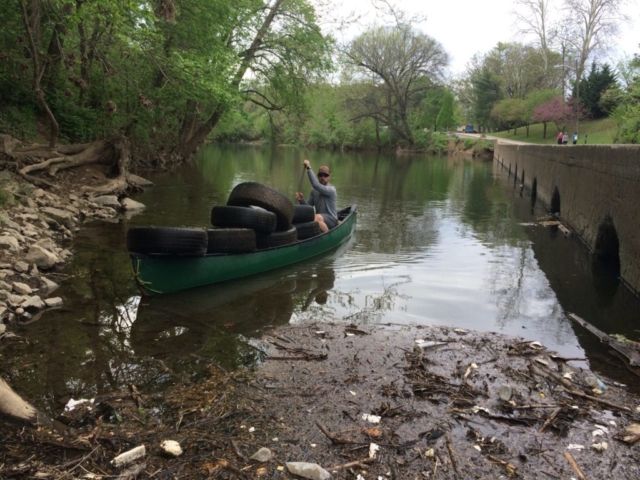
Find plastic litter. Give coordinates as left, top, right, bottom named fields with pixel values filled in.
left=566, top=444, right=585, bottom=451
left=160, top=440, right=182, bottom=457
left=592, top=442, right=608, bottom=452
left=416, top=340, right=447, bottom=349
left=584, top=374, right=608, bottom=391
left=250, top=447, right=272, bottom=462
left=498, top=384, right=513, bottom=401
left=620, top=423, right=640, bottom=444
left=369, top=443, right=379, bottom=458
left=64, top=398, right=94, bottom=411
left=286, top=462, right=331, bottom=480
left=362, top=413, right=381, bottom=424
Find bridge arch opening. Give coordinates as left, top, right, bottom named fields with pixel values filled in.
left=550, top=186, right=560, bottom=215
left=521, top=170, right=525, bottom=185
left=514, top=164, right=518, bottom=184
left=530, top=178, right=537, bottom=208
left=594, top=215, right=620, bottom=269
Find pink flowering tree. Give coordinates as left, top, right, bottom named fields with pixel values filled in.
left=531, top=96, right=574, bottom=138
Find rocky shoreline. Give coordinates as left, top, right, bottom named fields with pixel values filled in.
left=0, top=172, right=144, bottom=332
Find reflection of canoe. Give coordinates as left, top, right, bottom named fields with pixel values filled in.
left=130, top=206, right=357, bottom=295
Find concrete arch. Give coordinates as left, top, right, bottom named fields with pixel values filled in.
left=550, top=186, right=560, bottom=215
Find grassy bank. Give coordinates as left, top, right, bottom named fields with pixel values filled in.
left=491, top=117, right=617, bottom=145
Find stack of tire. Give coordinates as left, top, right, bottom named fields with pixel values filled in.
left=127, top=182, right=317, bottom=256
left=291, top=204, right=322, bottom=240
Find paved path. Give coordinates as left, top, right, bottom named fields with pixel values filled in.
left=455, top=132, right=531, bottom=146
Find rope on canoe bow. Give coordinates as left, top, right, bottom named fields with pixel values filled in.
left=131, top=258, right=163, bottom=295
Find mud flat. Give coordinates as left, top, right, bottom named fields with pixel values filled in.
left=2, top=323, right=640, bottom=479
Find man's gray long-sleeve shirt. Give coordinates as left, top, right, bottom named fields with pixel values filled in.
left=299, top=169, right=337, bottom=221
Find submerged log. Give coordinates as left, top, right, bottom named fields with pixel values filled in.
left=566, top=312, right=640, bottom=367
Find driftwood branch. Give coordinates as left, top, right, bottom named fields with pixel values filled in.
left=566, top=312, right=640, bottom=366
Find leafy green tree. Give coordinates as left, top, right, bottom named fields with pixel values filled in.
left=472, top=67, right=503, bottom=130
left=344, top=25, right=449, bottom=145
left=612, top=55, right=640, bottom=143
left=436, top=91, right=456, bottom=131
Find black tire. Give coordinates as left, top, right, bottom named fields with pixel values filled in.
left=256, top=226, right=298, bottom=249
left=292, top=205, right=315, bottom=223
left=211, top=205, right=276, bottom=233
left=227, top=182, right=294, bottom=231
left=206, top=228, right=256, bottom=254
left=293, top=221, right=322, bottom=240
left=127, top=227, right=207, bottom=255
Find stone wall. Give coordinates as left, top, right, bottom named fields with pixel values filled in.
left=493, top=143, right=640, bottom=293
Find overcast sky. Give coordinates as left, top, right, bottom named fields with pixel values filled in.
left=327, top=0, right=640, bottom=75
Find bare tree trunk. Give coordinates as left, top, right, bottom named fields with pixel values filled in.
left=20, top=0, right=59, bottom=149
left=178, top=0, right=286, bottom=159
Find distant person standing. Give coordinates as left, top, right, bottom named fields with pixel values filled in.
left=557, top=132, right=563, bottom=145
left=572, top=132, right=578, bottom=145
left=562, top=133, right=569, bottom=145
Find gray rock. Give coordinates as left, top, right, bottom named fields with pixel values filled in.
left=59, top=249, right=73, bottom=260
left=121, top=198, right=145, bottom=211
left=14, top=261, right=29, bottom=273
left=41, top=207, right=76, bottom=228
left=0, top=281, right=10, bottom=291
left=0, top=236, right=20, bottom=252
left=64, top=204, right=80, bottom=215
left=3, top=218, right=21, bottom=230
left=285, top=462, right=331, bottom=480
left=8, top=294, right=26, bottom=307
left=33, top=189, right=45, bottom=198
left=35, top=238, right=57, bottom=252
left=44, top=297, right=63, bottom=308
left=93, top=195, right=121, bottom=209
left=15, top=307, right=24, bottom=315
left=22, top=295, right=45, bottom=310
left=25, top=245, right=60, bottom=269
left=0, top=134, right=21, bottom=154
left=250, top=448, right=272, bottom=462
left=12, top=282, right=32, bottom=295
left=29, top=265, right=39, bottom=277
left=498, top=384, right=513, bottom=402
left=40, top=277, right=59, bottom=294
left=0, top=323, right=5, bottom=334
left=69, top=194, right=79, bottom=201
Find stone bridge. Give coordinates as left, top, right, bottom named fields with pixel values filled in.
left=493, top=143, right=640, bottom=294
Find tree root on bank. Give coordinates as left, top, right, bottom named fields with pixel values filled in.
left=0, top=376, right=54, bottom=430
left=5, top=135, right=151, bottom=197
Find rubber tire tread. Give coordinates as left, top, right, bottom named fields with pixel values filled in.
left=206, top=228, right=256, bottom=254
left=211, top=205, right=276, bottom=233
left=293, top=221, right=322, bottom=240
left=256, top=226, right=298, bottom=249
left=127, top=227, right=208, bottom=255
left=292, top=205, right=315, bottom=223
left=227, top=182, right=294, bottom=231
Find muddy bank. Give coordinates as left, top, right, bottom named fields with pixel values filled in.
left=2, top=323, right=639, bottom=479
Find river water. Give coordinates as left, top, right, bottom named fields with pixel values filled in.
left=6, top=144, right=640, bottom=412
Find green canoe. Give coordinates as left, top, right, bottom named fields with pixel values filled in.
left=131, top=205, right=357, bottom=295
